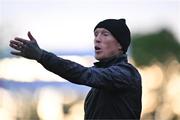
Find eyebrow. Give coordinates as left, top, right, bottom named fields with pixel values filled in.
left=102, top=30, right=110, bottom=33
left=94, top=29, right=110, bottom=34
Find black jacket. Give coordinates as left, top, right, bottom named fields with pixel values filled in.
left=38, top=50, right=142, bottom=119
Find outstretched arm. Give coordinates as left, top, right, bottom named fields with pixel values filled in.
left=38, top=50, right=139, bottom=90
left=9, top=31, right=43, bottom=60
left=9, top=32, right=139, bottom=90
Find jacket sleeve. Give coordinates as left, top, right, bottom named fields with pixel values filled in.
left=37, top=50, right=140, bottom=90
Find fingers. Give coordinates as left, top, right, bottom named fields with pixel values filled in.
left=14, top=37, right=29, bottom=44
left=10, top=42, right=25, bottom=57
left=28, top=31, right=36, bottom=41
left=10, top=40, right=23, bottom=46
left=9, top=40, right=23, bottom=51
left=10, top=51, right=23, bottom=56
left=9, top=31, right=38, bottom=59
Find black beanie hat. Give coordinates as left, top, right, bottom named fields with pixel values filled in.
left=94, top=19, right=131, bottom=53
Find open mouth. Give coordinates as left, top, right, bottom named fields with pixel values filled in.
left=95, top=46, right=102, bottom=53
left=95, top=46, right=101, bottom=51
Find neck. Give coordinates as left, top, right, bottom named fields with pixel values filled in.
left=100, top=52, right=124, bottom=62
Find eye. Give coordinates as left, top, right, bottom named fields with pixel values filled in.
left=102, top=32, right=109, bottom=36
left=94, top=31, right=98, bottom=37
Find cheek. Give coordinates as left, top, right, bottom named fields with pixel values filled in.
left=102, top=41, right=118, bottom=51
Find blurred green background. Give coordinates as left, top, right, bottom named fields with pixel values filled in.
left=0, top=0, right=180, bottom=120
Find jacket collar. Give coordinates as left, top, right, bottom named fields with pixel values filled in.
left=94, top=54, right=128, bottom=67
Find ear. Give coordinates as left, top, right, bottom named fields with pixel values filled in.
left=118, top=44, right=124, bottom=54
left=118, top=44, right=122, bottom=51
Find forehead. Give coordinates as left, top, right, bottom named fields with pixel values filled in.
left=94, top=28, right=111, bottom=33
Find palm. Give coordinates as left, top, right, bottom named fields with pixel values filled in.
left=9, top=31, right=42, bottom=60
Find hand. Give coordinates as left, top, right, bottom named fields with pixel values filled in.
left=9, top=31, right=43, bottom=60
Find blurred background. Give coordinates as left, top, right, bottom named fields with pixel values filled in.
left=0, top=0, right=180, bottom=120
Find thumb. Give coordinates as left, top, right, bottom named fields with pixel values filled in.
left=28, top=31, right=36, bottom=41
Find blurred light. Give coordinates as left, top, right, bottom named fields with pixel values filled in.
left=37, top=87, right=64, bottom=120
left=0, top=56, right=94, bottom=82
left=139, top=64, right=164, bottom=115
left=62, top=89, right=79, bottom=104
left=0, top=88, right=17, bottom=120
left=0, top=109, right=14, bottom=120
left=156, top=104, right=173, bottom=120
left=166, top=73, right=180, bottom=115
left=0, top=57, right=56, bottom=82
left=140, top=64, right=163, bottom=90
left=64, top=101, right=84, bottom=120
left=142, top=91, right=158, bottom=113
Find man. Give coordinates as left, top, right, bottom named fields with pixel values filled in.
left=9, top=19, right=142, bottom=119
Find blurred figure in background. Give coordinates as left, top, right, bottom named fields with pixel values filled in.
left=9, top=19, right=142, bottom=119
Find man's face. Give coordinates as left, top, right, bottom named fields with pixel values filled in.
left=94, top=28, right=122, bottom=61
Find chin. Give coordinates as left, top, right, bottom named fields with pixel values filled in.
left=95, top=55, right=105, bottom=61
left=95, top=56, right=100, bottom=60
left=95, top=55, right=101, bottom=60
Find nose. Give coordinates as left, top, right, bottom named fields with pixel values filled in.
left=94, top=34, right=101, bottom=43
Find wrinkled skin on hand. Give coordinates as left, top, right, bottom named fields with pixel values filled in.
left=9, top=31, right=43, bottom=60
